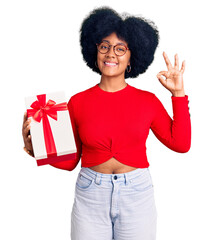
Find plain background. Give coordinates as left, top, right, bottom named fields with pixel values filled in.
left=1, top=0, right=212, bottom=239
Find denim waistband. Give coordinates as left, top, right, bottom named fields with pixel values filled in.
left=79, top=167, right=149, bottom=185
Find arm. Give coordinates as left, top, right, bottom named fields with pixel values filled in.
left=153, top=52, right=191, bottom=152
left=150, top=94, right=191, bottom=152
left=50, top=96, right=82, bottom=171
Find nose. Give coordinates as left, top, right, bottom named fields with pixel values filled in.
left=106, top=46, right=116, bottom=58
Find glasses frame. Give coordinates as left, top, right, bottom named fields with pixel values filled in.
left=96, top=41, right=130, bottom=56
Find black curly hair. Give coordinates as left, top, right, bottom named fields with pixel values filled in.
left=80, top=6, right=160, bottom=79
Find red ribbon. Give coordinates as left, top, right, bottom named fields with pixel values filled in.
left=27, top=94, right=68, bottom=158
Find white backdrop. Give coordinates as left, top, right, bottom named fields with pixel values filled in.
left=1, top=0, right=212, bottom=239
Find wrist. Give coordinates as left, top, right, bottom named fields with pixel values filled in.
left=171, top=90, right=185, bottom=97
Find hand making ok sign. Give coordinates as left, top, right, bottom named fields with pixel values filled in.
left=157, top=52, right=186, bottom=97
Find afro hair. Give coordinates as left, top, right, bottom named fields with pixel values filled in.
left=80, top=6, right=160, bottom=79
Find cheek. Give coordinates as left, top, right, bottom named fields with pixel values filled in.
left=97, top=54, right=104, bottom=66
left=120, top=52, right=131, bottom=65
left=120, top=58, right=130, bottom=67
left=96, top=54, right=103, bottom=68
left=97, top=52, right=103, bottom=60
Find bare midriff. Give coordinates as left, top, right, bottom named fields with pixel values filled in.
left=88, top=157, right=138, bottom=174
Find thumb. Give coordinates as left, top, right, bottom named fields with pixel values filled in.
left=156, top=72, right=168, bottom=88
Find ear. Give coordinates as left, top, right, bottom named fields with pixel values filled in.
left=128, top=55, right=131, bottom=65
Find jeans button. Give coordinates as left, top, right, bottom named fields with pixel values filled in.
left=114, top=175, right=117, bottom=180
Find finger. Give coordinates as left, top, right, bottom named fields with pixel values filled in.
left=25, top=135, right=33, bottom=149
left=23, top=146, right=34, bottom=157
left=174, top=54, right=179, bottom=70
left=180, top=60, right=186, bottom=74
left=157, top=74, right=168, bottom=88
left=27, top=134, right=32, bottom=142
left=22, top=112, right=30, bottom=134
left=23, top=146, right=32, bottom=153
left=26, top=137, right=33, bottom=149
left=157, top=71, right=169, bottom=78
left=163, top=52, right=173, bottom=70
left=23, top=146, right=29, bottom=154
left=23, top=118, right=31, bottom=130
left=23, top=118, right=30, bottom=132
left=157, top=71, right=170, bottom=82
left=23, top=123, right=31, bottom=138
left=25, top=136, right=33, bottom=151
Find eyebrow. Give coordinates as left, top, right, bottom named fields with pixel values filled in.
left=102, top=40, right=126, bottom=45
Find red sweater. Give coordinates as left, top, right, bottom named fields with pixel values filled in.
left=50, top=83, right=191, bottom=171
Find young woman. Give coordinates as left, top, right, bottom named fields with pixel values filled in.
left=22, top=7, right=191, bottom=240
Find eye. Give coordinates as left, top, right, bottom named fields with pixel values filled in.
left=117, top=48, right=125, bottom=52
left=100, top=45, right=108, bottom=49
left=99, top=43, right=109, bottom=49
left=115, top=45, right=126, bottom=52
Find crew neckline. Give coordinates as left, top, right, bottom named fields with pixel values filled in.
left=95, top=83, right=130, bottom=94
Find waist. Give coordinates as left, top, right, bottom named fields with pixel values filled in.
left=79, top=167, right=149, bottom=183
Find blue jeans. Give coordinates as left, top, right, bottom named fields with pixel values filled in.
left=71, top=167, right=157, bottom=240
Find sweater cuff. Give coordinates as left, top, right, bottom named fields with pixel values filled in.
left=171, top=95, right=188, bottom=101
left=171, top=95, right=190, bottom=119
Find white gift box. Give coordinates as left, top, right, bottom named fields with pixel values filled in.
left=25, top=91, right=77, bottom=166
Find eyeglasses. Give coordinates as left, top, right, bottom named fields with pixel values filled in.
left=96, top=41, right=129, bottom=56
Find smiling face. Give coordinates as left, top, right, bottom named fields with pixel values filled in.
left=97, top=32, right=131, bottom=79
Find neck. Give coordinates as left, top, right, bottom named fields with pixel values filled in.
left=99, top=74, right=127, bottom=92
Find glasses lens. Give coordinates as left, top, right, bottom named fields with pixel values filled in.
left=115, top=44, right=127, bottom=56
left=98, top=42, right=109, bottom=53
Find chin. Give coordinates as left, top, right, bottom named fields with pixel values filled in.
left=101, top=69, right=123, bottom=78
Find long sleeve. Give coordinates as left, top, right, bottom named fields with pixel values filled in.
left=49, top=96, right=82, bottom=171
left=150, top=94, right=191, bottom=153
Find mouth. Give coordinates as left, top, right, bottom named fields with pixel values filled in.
left=104, top=61, right=118, bottom=67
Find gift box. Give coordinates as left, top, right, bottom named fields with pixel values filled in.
left=25, top=91, right=77, bottom=166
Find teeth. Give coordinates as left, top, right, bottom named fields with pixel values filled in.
left=105, top=62, right=117, bottom=66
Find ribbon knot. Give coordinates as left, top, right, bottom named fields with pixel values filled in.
left=27, top=94, right=68, bottom=158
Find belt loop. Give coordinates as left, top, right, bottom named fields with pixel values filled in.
left=95, top=173, right=102, bottom=185
left=124, top=173, right=130, bottom=186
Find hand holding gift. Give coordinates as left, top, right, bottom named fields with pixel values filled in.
left=24, top=91, right=77, bottom=166
left=22, top=112, right=34, bottom=157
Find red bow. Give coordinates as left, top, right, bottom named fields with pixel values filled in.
left=27, top=94, right=68, bottom=158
